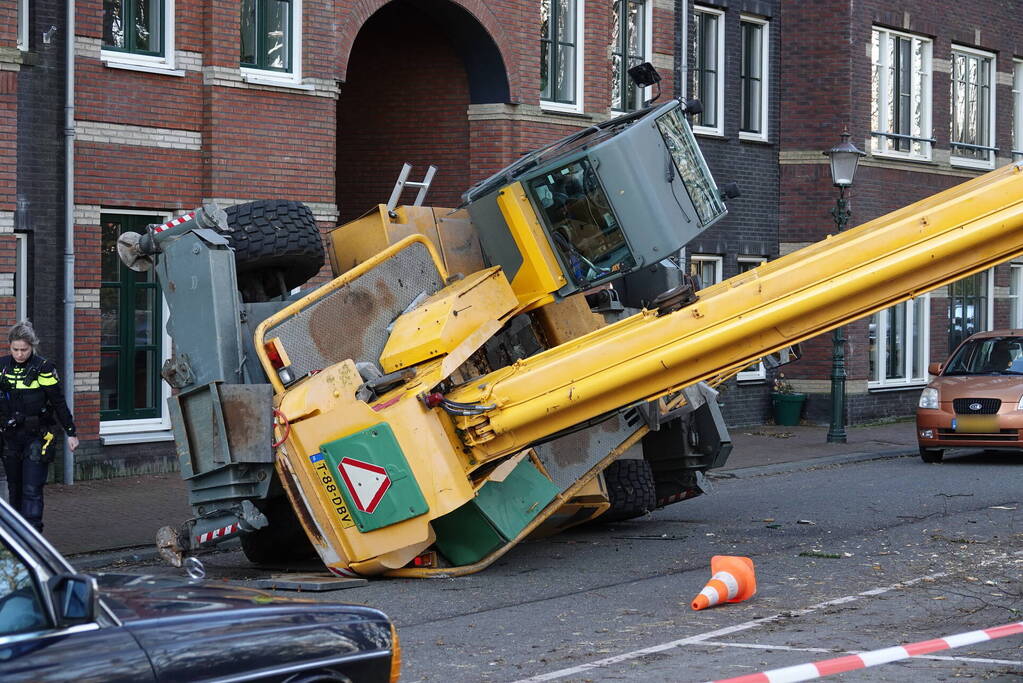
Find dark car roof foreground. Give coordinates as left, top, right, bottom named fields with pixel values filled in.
left=0, top=499, right=398, bottom=683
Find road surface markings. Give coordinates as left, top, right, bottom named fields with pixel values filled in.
left=708, top=621, right=1023, bottom=682
left=509, top=572, right=949, bottom=683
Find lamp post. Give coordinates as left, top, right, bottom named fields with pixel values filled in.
left=822, top=132, right=865, bottom=443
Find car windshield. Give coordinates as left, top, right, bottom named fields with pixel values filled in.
left=943, top=336, right=1023, bottom=375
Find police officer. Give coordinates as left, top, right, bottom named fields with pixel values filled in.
left=0, top=321, right=78, bottom=531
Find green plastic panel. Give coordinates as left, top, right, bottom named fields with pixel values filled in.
left=318, top=423, right=428, bottom=532
left=431, top=504, right=505, bottom=567
left=433, top=456, right=559, bottom=566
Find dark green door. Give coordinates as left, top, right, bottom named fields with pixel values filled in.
left=100, top=214, right=163, bottom=421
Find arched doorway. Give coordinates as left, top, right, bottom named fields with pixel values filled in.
left=336, top=0, right=510, bottom=223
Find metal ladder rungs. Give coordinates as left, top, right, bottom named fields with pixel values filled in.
left=387, top=163, right=438, bottom=211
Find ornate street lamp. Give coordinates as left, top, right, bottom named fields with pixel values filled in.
left=822, top=132, right=865, bottom=443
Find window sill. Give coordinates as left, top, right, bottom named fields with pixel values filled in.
left=870, top=151, right=934, bottom=164
left=100, top=431, right=174, bottom=446
left=540, top=101, right=585, bottom=116
left=867, top=383, right=927, bottom=393
left=694, top=128, right=726, bottom=140
left=736, top=377, right=768, bottom=385
left=241, top=70, right=311, bottom=90
left=101, top=54, right=184, bottom=77
left=950, top=157, right=995, bottom=171
left=738, top=132, right=770, bottom=144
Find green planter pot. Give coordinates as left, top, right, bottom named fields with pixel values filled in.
left=771, top=392, right=806, bottom=426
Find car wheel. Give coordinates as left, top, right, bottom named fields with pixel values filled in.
left=596, top=459, right=657, bottom=523
left=919, top=447, right=944, bottom=463
left=220, top=200, right=325, bottom=302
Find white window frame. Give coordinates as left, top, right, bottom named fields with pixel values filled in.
left=692, top=5, right=725, bottom=137
left=736, top=257, right=767, bottom=381
left=98, top=208, right=174, bottom=444
left=950, top=44, right=996, bottom=170
left=870, top=27, right=933, bottom=161
left=690, top=254, right=722, bottom=287
left=100, top=0, right=181, bottom=76
left=1010, top=263, right=1023, bottom=328
left=944, top=268, right=995, bottom=353
left=1013, top=59, right=1023, bottom=161
left=868, top=294, right=930, bottom=389
left=14, top=233, right=26, bottom=322
left=540, top=0, right=586, bottom=113
left=610, top=0, right=654, bottom=113
left=738, top=15, right=769, bottom=142
left=241, top=0, right=305, bottom=88
left=17, top=0, right=28, bottom=52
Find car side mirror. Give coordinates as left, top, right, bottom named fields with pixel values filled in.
left=47, top=574, right=98, bottom=628
left=927, top=362, right=942, bottom=376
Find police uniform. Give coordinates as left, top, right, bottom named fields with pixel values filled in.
left=0, top=353, right=76, bottom=531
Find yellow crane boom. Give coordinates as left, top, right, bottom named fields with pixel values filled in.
left=449, top=161, right=1023, bottom=459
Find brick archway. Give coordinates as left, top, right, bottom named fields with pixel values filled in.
left=336, top=0, right=510, bottom=223
left=337, top=0, right=514, bottom=103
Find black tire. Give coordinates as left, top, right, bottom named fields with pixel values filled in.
left=240, top=498, right=317, bottom=565
left=919, top=447, right=944, bottom=463
left=221, top=200, right=324, bottom=301
left=597, top=458, right=657, bottom=523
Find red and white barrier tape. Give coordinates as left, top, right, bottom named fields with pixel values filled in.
left=711, top=621, right=1023, bottom=683
left=153, top=212, right=196, bottom=234
left=194, top=522, right=240, bottom=545
left=327, top=565, right=361, bottom=578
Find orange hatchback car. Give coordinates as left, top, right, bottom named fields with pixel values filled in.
left=916, top=330, right=1023, bottom=463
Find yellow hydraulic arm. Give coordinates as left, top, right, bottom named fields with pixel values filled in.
left=449, top=162, right=1023, bottom=460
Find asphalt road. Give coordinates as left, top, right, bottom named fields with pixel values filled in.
left=92, top=450, right=1023, bottom=682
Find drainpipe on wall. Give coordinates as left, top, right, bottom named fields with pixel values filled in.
left=62, top=0, right=76, bottom=485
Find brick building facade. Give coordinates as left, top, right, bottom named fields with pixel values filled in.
left=5, top=0, right=693, bottom=480
left=777, top=0, right=1023, bottom=426
left=4, top=0, right=1023, bottom=480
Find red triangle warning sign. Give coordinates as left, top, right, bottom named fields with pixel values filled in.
left=337, top=457, right=391, bottom=513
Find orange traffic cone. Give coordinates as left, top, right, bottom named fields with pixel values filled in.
left=691, top=555, right=757, bottom=610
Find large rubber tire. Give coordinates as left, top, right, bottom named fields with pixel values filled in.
left=240, top=498, right=317, bottom=565
left=919, top=447, right=944, bottom=464
left=598, top=458, right=657, bottom=523
left=221, top=200, right=324, bottom=301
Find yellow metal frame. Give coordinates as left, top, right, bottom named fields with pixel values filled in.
left=254, top=234, right=449, bottom=395
left=381, top=389, right=700, bottom=577
left=495, top=182, right=567, bottom=312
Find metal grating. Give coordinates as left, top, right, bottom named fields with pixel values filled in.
left=267, top=242, right=444, bottom=377
left=936, top=429, right=1018, bottom=441
left=952, top=398, right=1001, bottom=415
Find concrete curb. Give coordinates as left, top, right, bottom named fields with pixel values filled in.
left=713, top=447, right=918, bottom=479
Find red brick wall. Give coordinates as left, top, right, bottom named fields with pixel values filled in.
left=336, top=4, right=471, bottom=221
left=779, top=0, right=1023, bottom=385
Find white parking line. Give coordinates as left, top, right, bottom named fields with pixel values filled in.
left=694, top=640, right=1023, bottom=668
left=510, top=572, right=949, bottom=683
